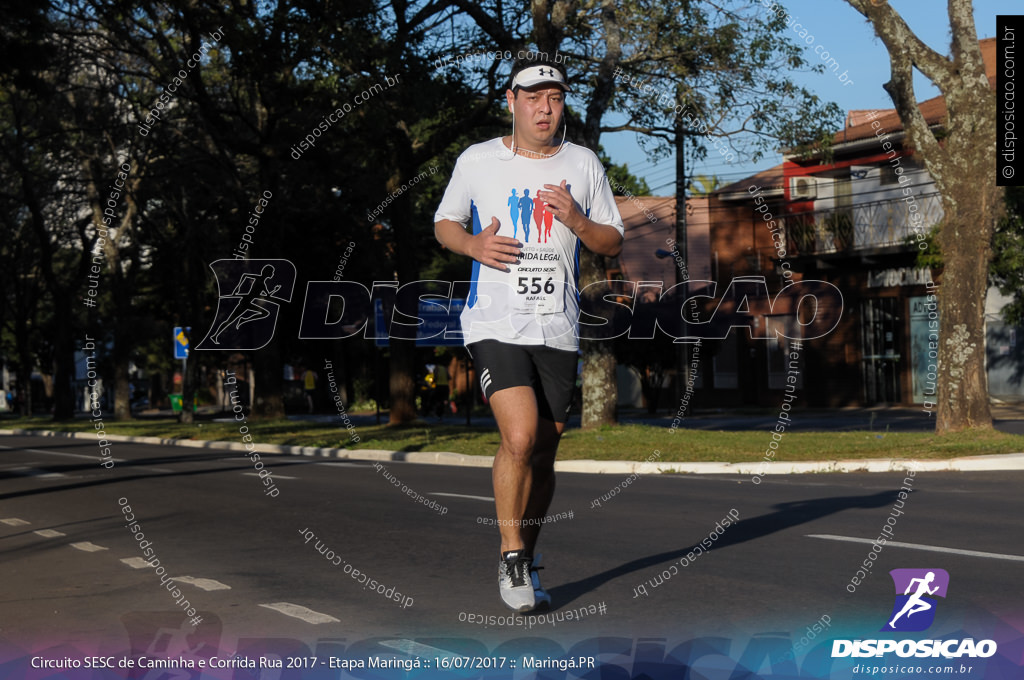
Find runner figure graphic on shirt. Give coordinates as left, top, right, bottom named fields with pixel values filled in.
left=543, top=194, right=555, bottom=242
left=210, top=264, right=281, bottom=345
left=519, top=189, right=534, bottom=242
left=532, top=191, right=555, bottom=243
left=888, top=571, right=939, bottom=628
left=508, top=189, right=521, bottom=239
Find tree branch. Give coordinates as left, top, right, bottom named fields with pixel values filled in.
left=844, top=0, right=946, bottom=168
left=948, top=0, right=990, bottom=91
left=450, top=0, right=518, bottom=50
left=845, top=0, right=953, bottom=90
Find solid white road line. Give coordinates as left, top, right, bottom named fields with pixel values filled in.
left=243, top=473, right=298, bottom=480
left=70, top=542, right=108, bottom=552
left=428, top=493, right=494, bottom=502
left=259, top=602, right=339, bottom=624
left=6, top=467, right=67, bottom=478
left=1, top=518, right=30, bottom=526
left=34, top=529, right=65, bottom=538
left=0, top=444, right=124, bottom=463
left=807, top=534, right=1024, bottom=563
left=173, top=576, right=231, bottom=591
left=121, top=557, right=154, bottom=569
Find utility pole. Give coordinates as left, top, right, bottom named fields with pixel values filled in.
left=673, top=86, right=688, bottom=409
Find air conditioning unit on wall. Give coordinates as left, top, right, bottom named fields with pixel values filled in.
left=790, top=176, right=817, bottom=200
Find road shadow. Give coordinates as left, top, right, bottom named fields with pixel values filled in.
left=0, top=442, right=367, bottom=501
left=547, top=488, right=907, bottom=609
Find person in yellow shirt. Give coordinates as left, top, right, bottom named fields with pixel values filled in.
left=302, top=366, right=317, bottom=413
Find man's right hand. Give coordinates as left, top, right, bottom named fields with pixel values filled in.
left=468, top=218, right=522, bottom=272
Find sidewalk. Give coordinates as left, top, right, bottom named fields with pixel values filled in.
left=272, top=401, right=1024, bottom=435
left=5, top=399, right=1024, bottom=475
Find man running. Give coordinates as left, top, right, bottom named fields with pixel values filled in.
left=434, top=55, right=623, bottom=612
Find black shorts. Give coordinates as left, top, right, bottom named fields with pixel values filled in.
left=467, top=340, right=577, bottom=423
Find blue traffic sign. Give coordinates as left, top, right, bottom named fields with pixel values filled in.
left=174, top=327, right=191, bottom=359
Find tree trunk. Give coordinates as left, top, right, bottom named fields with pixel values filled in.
left=579, top=247, right=617, bottom=427
left=386, top=150, right=419, bottom=425
left=17, top=364, right=32, bottom=417
left=934, top=200, right=996, bottom=432
left=926, top=69, right=1001, bottom=432
left=105, top=185, right=139, bottom=422
left=581, top=341, right=617, bottom=426
left=113, top=352, right=131, bottom=420
left=843, top=0, right=1000, bottom=433
left=178, top=356, right=198, bottom=424
left=252, top=340, right=285, bottom=419
left=112, top=307, right=131, bottom=420
left=51, top=297, right=76, bottom=420
left=13, top=314, right=33, bottom=417
left=574, top=1, right=622, bottom=428
left=388, top=343, right=418, bottom=424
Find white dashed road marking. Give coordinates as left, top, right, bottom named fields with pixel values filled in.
left=807, top=534, right=1024, bottom=563
left=379, top=639, right=460, bottom=658
left=121, top=557, right=154, bottom=569
left=34, top=529, right=65, bottom=538
left=243, top=473, right=298, bottom=480
left=173, top=576, right=231, bottom=591
left=70, top=542, right=108, bottom=552
left=259, top=602, right=339, bottom=624
left=1, top=518, right=30, bottom=526
left=428, top=493, right=494, bottom=502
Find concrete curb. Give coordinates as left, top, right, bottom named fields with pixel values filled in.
left=3, top=428, right=1024, bottom=474
left=558, top=454, right=1024, bottom=475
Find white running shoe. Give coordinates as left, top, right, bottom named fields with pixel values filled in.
left=498, top=550, right=535, bottom=612
left=530, top=553, right=551, bottom=610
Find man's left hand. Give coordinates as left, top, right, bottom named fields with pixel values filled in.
left=537, top=180, right=582, bottom=231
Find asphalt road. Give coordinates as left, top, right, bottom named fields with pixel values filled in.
left=1, top=433, right=1022, bottom=674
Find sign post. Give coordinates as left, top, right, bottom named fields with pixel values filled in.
left=174, top=327, right=191, bottom=359
left=173, top=327, right=190, bottom=412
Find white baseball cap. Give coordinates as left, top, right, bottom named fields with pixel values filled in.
left=511, top=64, right=571, bottom=93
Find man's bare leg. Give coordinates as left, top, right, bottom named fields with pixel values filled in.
left=489, top=386, right=539, bottom=555
left=520, top=417, right=564, bottom=556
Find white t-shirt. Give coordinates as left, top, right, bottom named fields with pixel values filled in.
left=434, top=138, right=624, bottom=351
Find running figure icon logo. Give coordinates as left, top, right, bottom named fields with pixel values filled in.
left=882, top=568, right=950, bottom=632
left=195, top=259, right=296, bottom=351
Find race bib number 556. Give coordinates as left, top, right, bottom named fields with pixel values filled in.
left=511, top=245, right=564, bottom=315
